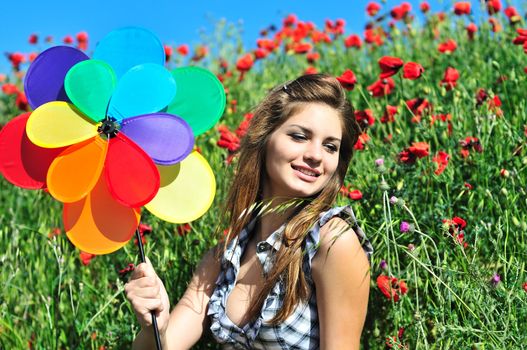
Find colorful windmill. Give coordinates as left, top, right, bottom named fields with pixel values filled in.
left=0, top=27, right=225, bottom=349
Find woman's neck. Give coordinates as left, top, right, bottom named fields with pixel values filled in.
left=253, top=197, right=303, bottom=242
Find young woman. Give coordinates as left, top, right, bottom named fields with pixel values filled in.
left=126, top=74, right=373, bottom=349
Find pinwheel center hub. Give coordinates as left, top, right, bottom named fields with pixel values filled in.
left=98, top=118, right=121, bottom=138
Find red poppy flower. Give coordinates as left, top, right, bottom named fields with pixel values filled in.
left=364, top=28, right=384, bottom=46
left=464, top=182, right=473, bottom=190
left=487, top=95, right=503, bottom=117
left=459, top=136, right=483, bottom=158
left=381, top=105, right=398, bottom=123
left=432, top=151, right=449, bottom=175
left=504, top=6, right=521, bottom=23
left=438, top=39, right=457, bottom=53
left=453, top=2, right=471, bottom=15
left=336, top=69, right=357, bottom=91
left=442, top=217, right=468, bottom=248
left=292, top=42, right=312, bottom=54
left=325, top=19, right=345, bottom=36
left=76, top=31, right=89, bottom=51
left=236, top=53, right=254, bottom=72
left=366, top=2, right=381, bottom=16
left=2, top=83, right=19, bottom=95
left=217, top=125, right=241, bottom=152
left=176, top=44, right=189, bottom=56
left=176, top=223, right=192, bottom=236
left=466, top=23, right=478, bottom=40
left=257, top=38, right=277, bottom=52
left=306, top=52, right=320, bottom=63
left=420, top=2, right=430, bottom=13
left=354, top=133, right=370, bottom=150
left=378, top=56, right=404, bottom=79
left=164, top=44, right=173, bottom=62
left=63, top=35, right=74, bottom=44
left=440, top=67, right=459, bottom=90
left=402, top=62, right=424, bottom=80
left=348, top=189, right=363, bottom=200
left=398, top=142, right=429, bottom=164
left=28, top=33, right=38, bottom=45
left=80, top=251, right=96, bottom=266
left=304, top=66, right=318, bottom=75
left=355, top=110, right=375, bottom=129
left=8, top=52, right=25, bottom=70
left=310, top=30, right=332, bottom=44
left=283, top=14, right=298, bottom=27
left=390, top=2, right=412, bottom=20
left=192, top=46, right=208, bottom=61
left=48, top=227, right=62, bottom=239
left=488, top=18, right=501, bottom=33
left=118, top=263, right=135, bottom=276
left=28, top=52, right=38, bottom=62
left=487, top=0, right=501, bottom=15
left=254, top=48, right=267, bottom=60
left=344, top=34, right=362, bottom=49
left=406, top=98, right=431, bottom=122
left=235, top=113, right=254, bottom=138
left=376, top=274, right=408, bottom=302
left=15, top=92, right=28, bottom=111
left=367, top=77, right=395, bottom=97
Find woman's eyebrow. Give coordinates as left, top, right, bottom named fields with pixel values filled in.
left=288, top=124, right=342, bottom=143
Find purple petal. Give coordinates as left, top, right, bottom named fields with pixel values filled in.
left=120, top=113, right=194, bottom=165
left=24, top=46, right=89, bottom=110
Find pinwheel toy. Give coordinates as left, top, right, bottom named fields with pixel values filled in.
left=0, top=27, right=225, bottom=349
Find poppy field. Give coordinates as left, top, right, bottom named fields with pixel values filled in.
left=1, top=1, right=527, bottom=349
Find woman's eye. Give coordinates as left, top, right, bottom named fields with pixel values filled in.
left=325, top=144, right=338, bottom=153
left=290, top=133, right=307, bottom=141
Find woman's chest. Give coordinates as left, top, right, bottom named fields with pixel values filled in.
left=225, top=243, right=266, bottom=327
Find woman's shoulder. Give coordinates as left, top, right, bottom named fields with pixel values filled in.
left=305, top=205, right=373, bottom=266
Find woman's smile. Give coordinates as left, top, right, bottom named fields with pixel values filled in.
left=263, top=102, right=342, bottom=200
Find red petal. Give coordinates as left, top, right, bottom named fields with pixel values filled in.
left=104, top=133, right=160, bottom=207
left=0, top=113, right=65, bottom=189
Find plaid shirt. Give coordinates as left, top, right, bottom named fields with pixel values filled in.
left=207, top=205, right=373, bottom=349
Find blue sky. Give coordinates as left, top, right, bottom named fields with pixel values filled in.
left=0, top=0, right=452, bottom=73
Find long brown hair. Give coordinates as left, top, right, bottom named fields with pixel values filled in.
left=220, top=73, right=360, bottom=323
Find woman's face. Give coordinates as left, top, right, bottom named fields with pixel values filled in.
left=263, top=103, right=343, bottom=200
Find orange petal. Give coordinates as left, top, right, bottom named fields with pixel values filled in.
left=64, top=173, right=140, bottom=255
left=47, top=136, right=108, bottom=203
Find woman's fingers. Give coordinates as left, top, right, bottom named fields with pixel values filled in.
left=131, top=297, right=164, bottom=326
left=130, top=260, right=156, bottom=280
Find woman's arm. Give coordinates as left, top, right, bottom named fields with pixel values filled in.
left=128, top=248, right=221, bottom=350
left=311, top=217, right=371, bottom=350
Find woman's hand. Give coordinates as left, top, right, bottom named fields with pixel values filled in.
left=125, top=257, right=171, bottom=335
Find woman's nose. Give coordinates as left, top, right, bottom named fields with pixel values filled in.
left=303, top=142, right=323, bottom=163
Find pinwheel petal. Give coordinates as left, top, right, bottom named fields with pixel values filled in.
left=145, top=151, right=215, bottom=223
left=64, top=174, right=140, bottom=255
left=120, top=113, right=194, bottom=165
left=47, top=137, right=107, bottom=203
left=104, top=133, right=160, bottom=207
left=107, top=64, right=176, bottom=121
left=0, top=113, right=66, bottom=189
left=93, top=27, right=165, bottom=80
left=26, top=101, right=98, bottom=148
left=65, top=60, right=117, bottom=122
left=167, top=66, right=226, bottom=135
left=24, top=46, right=89, bottom=110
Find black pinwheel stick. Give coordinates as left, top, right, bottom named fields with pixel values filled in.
left=135, top=227, right=162, bottom=350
